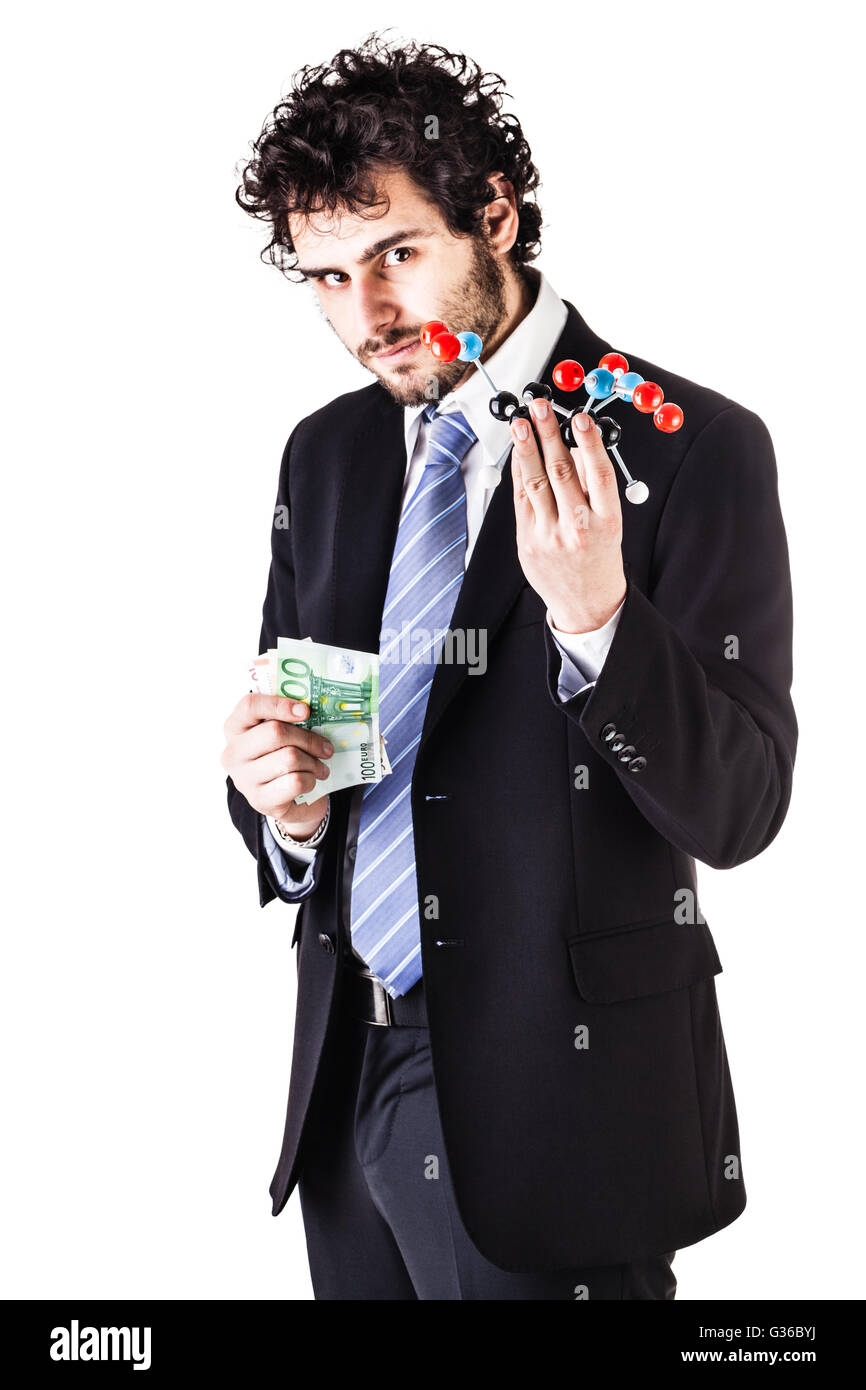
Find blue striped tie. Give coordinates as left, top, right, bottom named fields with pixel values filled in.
left=348, top=405, right=476, bottom=997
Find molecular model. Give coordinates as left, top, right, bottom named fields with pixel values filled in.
left=420, top=320, right=685, bottom=504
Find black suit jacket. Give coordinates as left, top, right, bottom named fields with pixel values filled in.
left=227, top=300, right=797, bottom=1271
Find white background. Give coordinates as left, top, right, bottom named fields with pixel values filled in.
left=2, top=0, right=862, bottom=1300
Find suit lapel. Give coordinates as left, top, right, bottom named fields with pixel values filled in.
left=328, top=386, right=405, bottom=653
left=329, top=299, right=613, bottom=753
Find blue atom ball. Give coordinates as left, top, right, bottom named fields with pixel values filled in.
left=585, top=368, right=616, bottom=398
left=617, top=371, right=645, bottom=403
left=456, top=331, right=483, bottom=362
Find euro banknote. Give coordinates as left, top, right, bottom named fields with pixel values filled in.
left=249, top=635, right=392, bottom=804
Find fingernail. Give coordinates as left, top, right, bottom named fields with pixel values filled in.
left=512, top=420, right=529, bottom=440
left=322, top=740, right=333, bottom=755
left=575, top=413, right=592, bottom=432
left=531, top=398, right=549, bottom=419
left=292, top=702, right=308, bottom=716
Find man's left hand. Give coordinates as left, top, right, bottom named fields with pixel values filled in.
left=509, top=397, right=627, bottom=633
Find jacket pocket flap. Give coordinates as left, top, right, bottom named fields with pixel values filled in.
left=568, top=917, right=722, bottom=1003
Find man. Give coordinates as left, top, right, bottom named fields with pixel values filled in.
left=222, top=36, right=797, bottom=1300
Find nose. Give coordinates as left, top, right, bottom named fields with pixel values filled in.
left=353, top=277, right=398, bottom=349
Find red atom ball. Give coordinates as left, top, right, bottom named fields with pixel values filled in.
left=430, top=331, right=462, bottom=363
left=552, top=359, right=585, bottom=392
left=632, top=380, right=664, bottom=413
left=599, top=352, right=628, bottom=376
left=654, top=402, right=684, bottom=433
left=420, top=320, right=448, bottom=348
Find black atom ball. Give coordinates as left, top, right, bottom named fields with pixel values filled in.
left=521, top=380, right=553, bottom=403
left=596, top=415, right=622, bottom=448
left=489, top=390, right=520, bottom=421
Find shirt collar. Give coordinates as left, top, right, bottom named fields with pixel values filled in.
left=402, top=268, right=569, bottom=466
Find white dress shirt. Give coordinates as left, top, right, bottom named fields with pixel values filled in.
left=265, top=268, right=624, bottom=872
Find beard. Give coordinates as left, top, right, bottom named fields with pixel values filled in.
left=361, top=234, right=511, bottom=408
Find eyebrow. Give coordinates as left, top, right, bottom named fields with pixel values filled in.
left=297, top=227, right=433, bottom=279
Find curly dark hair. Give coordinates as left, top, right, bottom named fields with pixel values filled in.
left=234, top=32, right=543, bottom=280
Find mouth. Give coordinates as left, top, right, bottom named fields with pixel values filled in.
left=373, top=337, right=421, bottom=364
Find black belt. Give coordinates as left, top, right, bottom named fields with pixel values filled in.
left=341, top=963, right=428, bottom=1027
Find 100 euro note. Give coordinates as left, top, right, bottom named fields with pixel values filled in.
left=249, top=636, right=392, bottom=804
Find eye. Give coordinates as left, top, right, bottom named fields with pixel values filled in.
left=383, top=247, right=413, bottom=267
left=322, top=271, right=350, bottom=287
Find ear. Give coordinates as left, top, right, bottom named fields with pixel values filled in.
left=483, top=171, right=520, bottom=256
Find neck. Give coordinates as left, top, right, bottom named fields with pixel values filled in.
left=452, top=264, right=537, bottom=391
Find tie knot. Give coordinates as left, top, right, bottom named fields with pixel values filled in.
left=423, top=406, right=477, bottom=469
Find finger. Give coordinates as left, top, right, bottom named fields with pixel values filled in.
left=225, top=692, right=312, bottom=737
left=527, top=396, right=590, bottom=521
left=509, top=414, right=557, bottom=524
left=510, top=447, right=534, bottom=527
left=236, top=718, right=332, bottom=765
left=570, top=413, right=622, bottom=521
left=254, top=744, right=331, bottom=788
left=259, top=772, right=325, bottom=815
left=570, top=436, right=588, bottom=492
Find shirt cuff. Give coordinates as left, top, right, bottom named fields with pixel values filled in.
left=546, top=596, right=626, bottom=698
left=261, top=816, right=319, bottom=893
left=266, top=798, right=330, bottom=857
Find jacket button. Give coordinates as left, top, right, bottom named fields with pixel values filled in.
left=610, top=733, right=626, bottom=753
left=347, top=844, right=356, bottom=861
left=600, top=723, right=618, bottom=742
left=318, top=933, right=336, bottom=954
left=617, top=744, right=637, bottom=762
left=628, top=756, right=647, bottom=773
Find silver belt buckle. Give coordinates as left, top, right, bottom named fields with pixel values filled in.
left=362, top=970, right=393, bottom=1027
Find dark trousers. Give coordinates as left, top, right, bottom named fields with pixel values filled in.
left=297, top=982, right=677, bottom=1300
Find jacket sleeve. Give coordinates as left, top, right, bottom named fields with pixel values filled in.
left=543, top=403, right=798, bottom=870
left=226, top=424, right=329, bottom=907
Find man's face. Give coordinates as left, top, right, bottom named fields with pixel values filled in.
left=290, top=166, right=509, bottom=407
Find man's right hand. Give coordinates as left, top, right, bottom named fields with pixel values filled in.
left=221, top=694, right=333, bottom=838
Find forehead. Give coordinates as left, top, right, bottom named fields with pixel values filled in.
left=289, top=166, right=441, bottom=256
